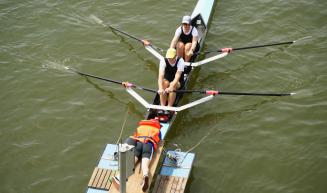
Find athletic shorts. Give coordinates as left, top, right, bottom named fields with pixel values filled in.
left=125, top=138, right=154, bottom=159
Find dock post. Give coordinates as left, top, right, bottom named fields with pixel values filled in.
left=118, top=143, right=135, bottom=193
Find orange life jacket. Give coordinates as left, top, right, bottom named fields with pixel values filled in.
left=132, top=119, right=161, bottom=149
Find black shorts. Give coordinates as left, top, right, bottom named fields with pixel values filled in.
left=125, top=138, right=154, bottom=159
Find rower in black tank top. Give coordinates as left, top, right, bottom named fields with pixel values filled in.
left=179, top=26, right=194, bottom=44
left=164, top=57, right=181, bottom=82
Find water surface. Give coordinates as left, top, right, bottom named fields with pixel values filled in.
left=1, top=0, right=326, bottom=193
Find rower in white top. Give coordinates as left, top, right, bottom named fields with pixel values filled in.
left=170, top=15, right=199, bottom=62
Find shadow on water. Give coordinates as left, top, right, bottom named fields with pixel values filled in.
left=84, top=77, right=145, bottom=120
left=228, top=46, right=291, bottom=72
left=164, top=96, right=279, bottom=149
left=110, top=30, right=159, bottom=73
left=42, top=57, right=146, bottom=120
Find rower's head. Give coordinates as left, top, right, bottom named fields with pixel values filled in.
left=166, top=48, right=176, bottom=60
left=182, top=15, right=191, bottom=27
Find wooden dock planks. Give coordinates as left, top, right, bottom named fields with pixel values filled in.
left=152, top=175, right=187, bottom=193
left=88, top=167, right=117, bottom=191
left=152, top=151, right=195, bottom=193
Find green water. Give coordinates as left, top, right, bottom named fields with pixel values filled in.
left=1, top=0, right=326, bottom=193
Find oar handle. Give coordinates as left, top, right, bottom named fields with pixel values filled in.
left=174, top=89, right=204, bottom=94
left=133, top=86, right=157, bottom=93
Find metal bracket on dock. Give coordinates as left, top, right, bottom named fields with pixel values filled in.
left=118, top=143, right=135, bottom=193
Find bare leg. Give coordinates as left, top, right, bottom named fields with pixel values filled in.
left=167, top=82, right=181, bottom=106
left=176, top=42, right=185, bottom=59
left=184, top=43, right=193, bottom=62
left=159, top=93, right=167, bottom=106
left=159, top=80, right=170, bottom=106
left=168, top=92, right=176, bottom=107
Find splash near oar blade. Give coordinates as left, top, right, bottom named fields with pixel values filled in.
left=89, top=14, right=106, bottom=27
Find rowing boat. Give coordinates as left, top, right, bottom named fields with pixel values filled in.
left=146, top=0, right=217, bottom=130
left=86, top=0, right=217, bottom=193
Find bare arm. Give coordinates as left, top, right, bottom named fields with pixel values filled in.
left=158, top=71, right=165, bottom=93
left=186, top=26, right=199, bottom=56
left=191, top=36, right=198, bottom=51
left=167, top=71, right=182, bottom=91
left=170, top=35, right=179, bottom=48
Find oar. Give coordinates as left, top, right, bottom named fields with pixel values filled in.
left=65, top=67, right=157, bottom=93
left=174, top=89, right=295, bottom=96
left=198, top=36, right=311, bottom=55
left=90, top=15, right=164, bottom=52
left=66, top=66, right=295, bottom=97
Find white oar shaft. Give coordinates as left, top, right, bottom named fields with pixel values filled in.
left=126, top=88, right=150, bottom=108
left=126, top=88, right=215, bottom=112
left=184, top=52, right=228, bottom=67
left=173, top=95, right=214, bottom=111
left=145, top=46, right=164, bottom=60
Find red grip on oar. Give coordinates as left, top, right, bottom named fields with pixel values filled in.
left=221, top=48, right=233, bottom=53
left=205, top=90, right=219, bottom=95
left=142, top=39, right=151, bottom=46
left=122, top=82, right=134, bottom=88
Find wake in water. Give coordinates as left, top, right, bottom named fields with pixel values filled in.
left=290, top=89, right=313, bottom=99
left=41, top=58, right=74, bottom=74
left=291, top=36, right=313, bottom=47
left=89, top=14, right=106, bottom=27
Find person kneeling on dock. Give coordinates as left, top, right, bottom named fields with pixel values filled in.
left=113, top=119, right=162, bottom=192
left=158, top=48, right=185, bottom=108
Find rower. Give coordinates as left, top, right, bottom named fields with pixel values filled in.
left=158, top=48, right=185, bottom=108
left=169, top=15, right=199, bottom=62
